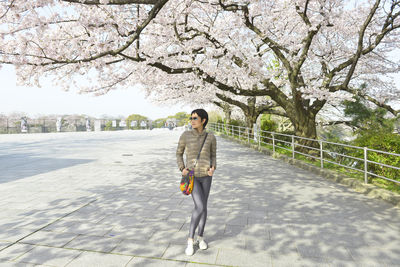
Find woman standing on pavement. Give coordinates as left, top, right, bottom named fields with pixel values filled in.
left=176, top=109, right=217, bottom=256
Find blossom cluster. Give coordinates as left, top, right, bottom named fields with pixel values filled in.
left=0, top=0, right=399, bottom=112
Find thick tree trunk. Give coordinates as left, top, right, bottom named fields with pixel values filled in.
left=289, top=110, right=319, bottom=154
left=244, top=116, right=257, bottom=136
left=223, top=105, right=232, bottom=124
left=243, top=97, right=257, bottom=137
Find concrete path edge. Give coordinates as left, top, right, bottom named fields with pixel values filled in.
left=214, top=132, right=400, bottom=208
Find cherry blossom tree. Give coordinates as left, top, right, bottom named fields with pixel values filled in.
left=143, top=0, right=400, bottom=142
left=1, top=0, right=400, bottom=142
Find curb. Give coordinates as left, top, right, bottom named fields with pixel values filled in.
left=214, top=132, right=400, bottom=208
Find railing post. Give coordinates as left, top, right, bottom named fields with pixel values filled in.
left=292, top=135, right=295, bottom=159
left=320, top=141, right=324, bottom=169
left=364, top=147, right=368, bottom=184
left=272, top=133, right=275, bottom=154
left=247, top=127, right=250, bottom=143
left=239, top=127, right=241, bottom=139
left=258, top=126, right=261, bottom=150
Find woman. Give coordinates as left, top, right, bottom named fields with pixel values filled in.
left=176, top=109, right=217, bottom=256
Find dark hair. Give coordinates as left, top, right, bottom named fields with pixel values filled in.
left=191, top=109, right=208, bottom=129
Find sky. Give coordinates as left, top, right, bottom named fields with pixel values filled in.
left=0, top=65, right=191, bottom=120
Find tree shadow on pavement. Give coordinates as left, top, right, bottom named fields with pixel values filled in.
left=0, top=155, right=93, bottom=183
left=1, top=133, right=400, bottom=266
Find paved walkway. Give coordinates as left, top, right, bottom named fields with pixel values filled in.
left=0, top=129, right=400, bottom=267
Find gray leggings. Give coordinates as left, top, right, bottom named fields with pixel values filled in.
left=189, top=176, right=212, bottom=239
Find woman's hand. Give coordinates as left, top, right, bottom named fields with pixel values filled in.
left=207, top=166, right=215, bottom=176
left=182, top=168, right=189, bottom=176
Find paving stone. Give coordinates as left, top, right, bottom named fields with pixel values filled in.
left=263, top=240, right=299, bottom=256
left=185, top=263, right=217, bottom=267
left=0, top=228, right=32, bottom=243
left=167, top=211, right=192, bottom=222
left=216, top=248, right=272, bottom=267
left=275, top=257, right=331, bottom=267
left=0, top=244, right=35, bottom=261
left=208, top=236, right=246, bottom=250
left=112, top=239, right=169, bottom=257
left=106, top=226, right=155, bottom=240
left=66, top=251, right=132, bottom=266
left=328, top=260, right=361, bottom=267
left=247, top=217, right=267, bottom=225
left=149, top=230, right=188, bottom=245
left=98, top=214, right=144, bottom=227
left=224, top=215, right=248, bottom=226
left=64, top=235, right=122, bottom=253
left=347, top=246, right=400, bottom=266
left=20, top=230, right=77, bottom=247
left=16, top=246, right=82, bottom=266
left=62, top=212, right=107, bottom=223
left=113, top=204, right=144, bottom=214
left=7, top=218, right=52, bottom=231
left=162, top=244, right=218, bottom=265
left=245, top=237, right=273, bottom=251
left=351, top=261, right=400, bottom=267
left=127, top=256, right=186, bottom=266
left=296, top=242, right=353, bottom=261
left=0, top=242, right=11, bottom=250
left=62, top=222, right=114, bottom=237
left=224, top=224, right=246, bottom=237
left=0, top=261, right=36, bottom=267
left=241, top=223, right=270, bottom=238
left=42, top=219, right=78, bottom=232
left=269, top=251, right=304, bottom=267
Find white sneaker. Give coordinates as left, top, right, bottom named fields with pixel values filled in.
left=197, top=237, right=208, bottom=250
left=185, top=239, right=194, bottom=256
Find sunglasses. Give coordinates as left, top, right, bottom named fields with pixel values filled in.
left=189, top=117, right=199, bottom=121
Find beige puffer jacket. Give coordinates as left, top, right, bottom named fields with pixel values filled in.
left=176, top=129, right=217, bottom=177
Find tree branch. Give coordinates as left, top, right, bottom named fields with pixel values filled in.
left=310, top=99, right=327, bottom=115
left=256, top=106, right=288, bottom=118
left=242, top=5, right=292, bottom=72
left=292, top=24, right=321, bottom=78
left=341, top=0, right=381, bottom=89
left=346, top=88, right=400, bottom=116
left=62, top=0, right=159, bottom=5
left=215, top=93, right=248, bottom=111
left=0, top=0, right=16, bottom=20
left=218, top=1, right=292, bottom=72
left=260, top=79, right=290, bottom=110
left=320, top=120, right=354, bottom=127
left=1, top=0, right=168, bottom=67
left=295, top=0, right=311, bottom=26
left=324, top=0, right=399, bottom=89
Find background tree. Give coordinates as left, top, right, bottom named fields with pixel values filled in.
left=126, top=114, right=149, bottom=129
left=167, top=112, right=189, bottom=126
left=343, top=96, right=396, bottom=134
left=153, top=118, right=167, bottom=128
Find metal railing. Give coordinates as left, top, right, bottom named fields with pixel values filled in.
left=209, top=122, right=400, bottom=185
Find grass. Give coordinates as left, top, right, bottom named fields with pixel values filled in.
left=214, top=128, right=400, bottom=195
